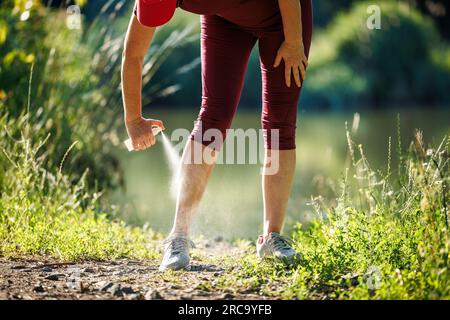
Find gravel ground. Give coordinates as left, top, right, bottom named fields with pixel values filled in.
left=0, top=240, right=270, bottom=300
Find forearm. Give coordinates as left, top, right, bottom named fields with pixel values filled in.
left=121, top=55, right=144, bottom=123
left=121, top=15, right=156, bottom=123
left=278, top=0, right=303, bottom=45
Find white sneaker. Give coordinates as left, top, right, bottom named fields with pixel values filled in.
left=256, top=232, right=300, bottom=263
left=159, top=234, right=195, bottom=272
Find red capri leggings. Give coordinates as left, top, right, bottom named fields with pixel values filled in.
left=191, top=0, right=313, bottom=150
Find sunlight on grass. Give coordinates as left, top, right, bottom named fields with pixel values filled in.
left=208, top=128, right=449, bottom=299
left=0, top=114, right=162, bottom=261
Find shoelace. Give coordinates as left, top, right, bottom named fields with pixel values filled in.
left=163, top=236, right=195, bottom=254
left=268, top=234, right=296, bottom=252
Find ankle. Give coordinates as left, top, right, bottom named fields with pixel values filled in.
left=169, top=229, right=189, bottom=238
left=263, top=230, right=281, bottom=240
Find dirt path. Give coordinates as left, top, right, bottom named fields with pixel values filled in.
left=0, top=239, right=270, bottom=300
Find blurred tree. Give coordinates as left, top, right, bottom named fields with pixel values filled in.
left=40, top=0, right=128, bottom=22
left=302, top=0, right=450, bottom=109
left=410, top=0, right=450, bottom=39
left=313, top=0, right=450, bottom=39
left=312, top=0, right=355, bottom=27
left=0, top=0, right=194, bottom=189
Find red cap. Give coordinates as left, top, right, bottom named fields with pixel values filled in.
left=135, top=0, right=177, bottom=27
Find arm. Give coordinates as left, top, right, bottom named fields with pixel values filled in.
left=275, top=0, right=308, bottom=88
left=122, top=14, right=164, bottom=151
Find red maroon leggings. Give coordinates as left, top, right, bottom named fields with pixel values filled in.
left=191, top=1, right=313, bottom=150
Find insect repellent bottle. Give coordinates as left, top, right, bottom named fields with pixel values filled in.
left=124, top=126, right=162, bottom=151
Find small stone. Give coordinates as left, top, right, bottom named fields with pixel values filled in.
left=128, top=293, right=142, bottom=300
left=45, top=274, right=65, bottom=281
left=82, top=267, right=95, bottom=273
left=100, top=282, right=114, bottom=292
left=107, top=284, right=123, bottom=297
left=11, top=265, right=26, bottom=270
left=221, top=293, right=234, bottom=300
left=144, top=289, right=163, bottom=300
left=42, top=267, right=53, bottom=272
left=33, top=285, right=46, bottom=293
left=66, top=280, right=82, bottom=291
left=121, top=286, right=136, bottom=295
left=79, top=282, right=90, bottom=293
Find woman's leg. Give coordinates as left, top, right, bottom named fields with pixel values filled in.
left=170, top=140, right=217, bottom=235
left=169, top=15, right=257, bottom=237
left=258, top=0, right=313, bottom=238
left=262, top=149, right=296, bottom=235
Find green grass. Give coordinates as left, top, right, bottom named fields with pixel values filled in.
left=1, top=110, right=448, bottom=298
left=1, top=1, right=448, bottom=300
left=208, top=127, right=449, bottom=299
left=0, top=113, right=161, bottom=261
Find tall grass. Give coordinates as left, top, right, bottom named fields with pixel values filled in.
left=0, top=110, right=161, bottom=261
left=215, top=123, right=449, bottom=299
left=0, top=1, right=197, bottom=261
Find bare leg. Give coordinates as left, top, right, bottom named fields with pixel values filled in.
left=262, top=149, right=296, bottom=238
left=169, top=140, right=217, bottom=236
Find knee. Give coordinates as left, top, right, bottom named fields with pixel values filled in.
left=190, top=100, right=235, bottom=149
left=262, top=110, right=297, bottom=150
left=262, top=124, right=296, bottom=150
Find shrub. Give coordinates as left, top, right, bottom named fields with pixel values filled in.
left=0, top=112, right=161, bottom=261
left=0, top=1, right=195, bottom=189
left=303, top=1, right=450, bottom=109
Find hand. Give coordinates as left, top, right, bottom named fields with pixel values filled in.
left=274, top=40, right=308, bottom=88
left=125, top=117, right=165, bottom=151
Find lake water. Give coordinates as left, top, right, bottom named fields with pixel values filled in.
left=113, top=108, right=449, bottom=240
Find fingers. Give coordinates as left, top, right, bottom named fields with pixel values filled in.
left=126, top=117, right=163, bottom=152
left=278, top=43, right=309, bottom=88
left=302, top=53, right=309, bottom=68
left=150, top=119, right=165, bottom=130
left=299, top=63, right=306, bottom=83
left=287, top=63, right=309, bottom=88
left=293, top=66, right=301, bottom=88
left=132, top=139, right=142, bottom=151
left=285, top=63, right=292, bottom=88
left=301, top=52, right=309, bottom=78
left=273, top=52, right=282, bottom=68
left=131, top=132, right=156, bottom=151
left=148, top=134, right=156, bottom=147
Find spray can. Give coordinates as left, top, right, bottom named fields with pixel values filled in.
left=124, top=126, right=162, bottom=152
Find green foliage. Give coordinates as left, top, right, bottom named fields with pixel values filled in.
left=0, top=113, right=161, bottom=261
left=0, top=1, right=195, bottom=189
left=304, top=1, right=450, bottom=109
left=215, top=128, right=449, bottom=299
